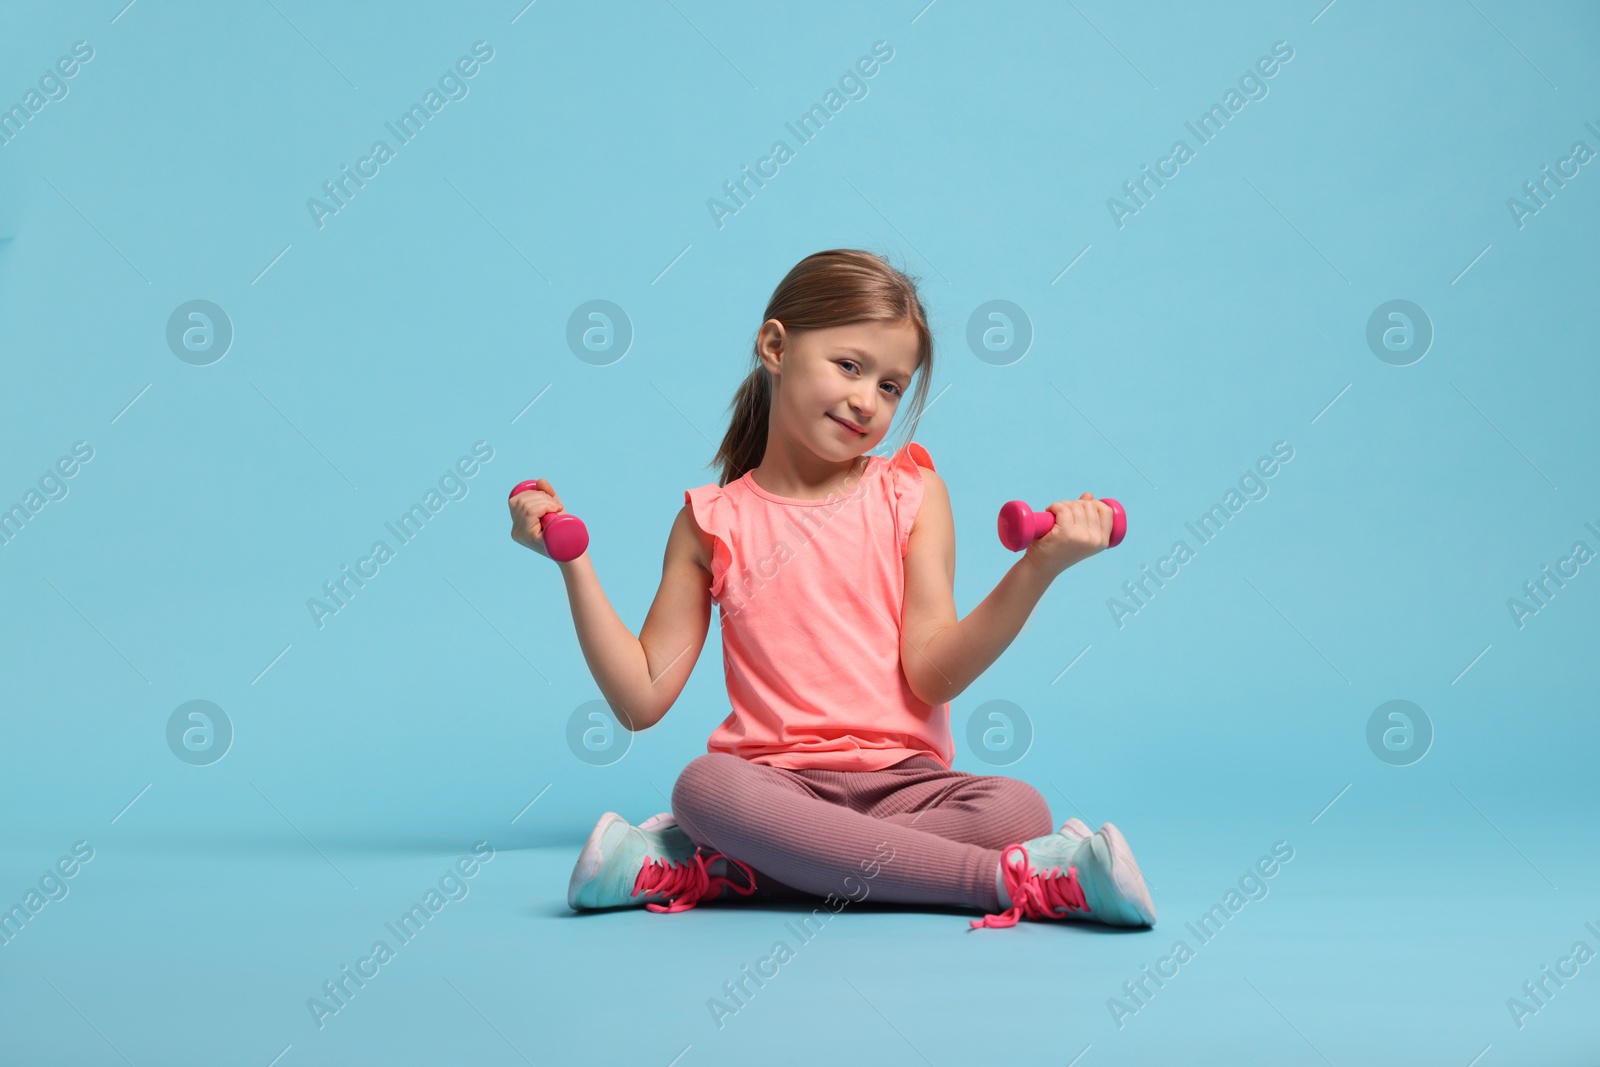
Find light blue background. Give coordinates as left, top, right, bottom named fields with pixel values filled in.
left=2, top=1, right=1596, bottom=1064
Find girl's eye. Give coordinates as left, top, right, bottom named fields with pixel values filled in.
left=840, top=360, right=903, bottom=397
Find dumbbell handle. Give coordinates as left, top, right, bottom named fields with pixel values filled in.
left=998, top=497, right=1126, bottom=552
left=509, top=480, right=589, bottom=563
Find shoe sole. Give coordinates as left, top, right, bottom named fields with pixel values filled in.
left=568, top=811, right=625, bottom=911
left=1098, top=822, right=1157, bottom=926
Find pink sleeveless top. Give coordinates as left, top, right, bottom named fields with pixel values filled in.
left=683, top=441, right=954, bottom=772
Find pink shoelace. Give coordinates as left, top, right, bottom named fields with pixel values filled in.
left=633, top=850, right=758, bottom=913
left=970, top=843, right=1090, bottom=929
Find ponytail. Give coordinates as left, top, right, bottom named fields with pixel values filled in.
left=713, top=366, right=773, bottom=488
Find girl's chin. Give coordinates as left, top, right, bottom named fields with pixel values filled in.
left=817, top=446, right=857, bottom=463
left=814, top=437, right=866, bottom=463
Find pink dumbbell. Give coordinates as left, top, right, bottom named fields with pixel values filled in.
left=998, top=497, right=1126, bottom=552
left=509, top=480, right=589, bottom=562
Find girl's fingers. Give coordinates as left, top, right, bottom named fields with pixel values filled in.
left=1056, top=499, right=1110, bottom=542
left=511, top=490, right=563, bottom=521
left=1045, top=498, right=1111, bottom=544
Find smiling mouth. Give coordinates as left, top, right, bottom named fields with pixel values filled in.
left=829, top=414, right=867, bottom=435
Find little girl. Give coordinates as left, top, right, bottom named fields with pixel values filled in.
left=510, top=249, right=1156, bottom=930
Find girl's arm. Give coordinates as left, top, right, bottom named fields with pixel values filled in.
left=899, top=470, right=1111, bottom=706
left=554, top=505, right=714, bottom=731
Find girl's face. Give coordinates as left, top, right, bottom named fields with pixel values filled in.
left=759, top=318, right=921, bottom=461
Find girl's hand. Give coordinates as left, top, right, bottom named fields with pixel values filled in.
left=510, top=478, right=567, bottom=561
left=1022, top=492, right=1115, bottom=578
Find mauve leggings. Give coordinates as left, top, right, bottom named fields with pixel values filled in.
left=669, top=751, right=1055, bottom=912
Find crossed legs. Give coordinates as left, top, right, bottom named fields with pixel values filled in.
left=669, top=752, right=1054, bottom=911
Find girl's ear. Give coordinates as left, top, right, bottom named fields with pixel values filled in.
left=756, top=318, right=786, bottom=374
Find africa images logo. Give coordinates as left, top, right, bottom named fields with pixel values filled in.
left=305, top=42, right=495, bottom=230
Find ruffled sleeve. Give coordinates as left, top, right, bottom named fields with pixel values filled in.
left=890, top=442, right=936, bottom=558
left=684, top=483, right=733, bottom=602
